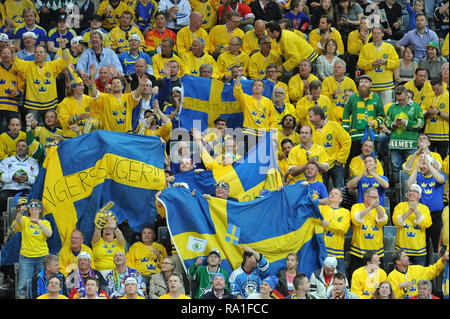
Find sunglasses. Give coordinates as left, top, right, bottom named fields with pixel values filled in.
left=215, top=182, right=229, bottom=189
left=27, top=202, right=42, bottom=209
left=17, top=203, right=27, bottom=207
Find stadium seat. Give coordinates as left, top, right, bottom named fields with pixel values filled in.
left=432, top=253, right=444, bottom=298
left=2, top=197, right=17, bottom=241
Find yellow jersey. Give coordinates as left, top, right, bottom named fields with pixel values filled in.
left=248, top=51, right=282, bottom=80
left=357, top=41, right=400, bottom=91
left=58, top=244, right=96, bottom=277
left=19, top=216, right=51, bottom=258
left=208, top=24, right=244, bottom=55
left=151, top=53, right=185, bottom=80
left=181, top=51, right=219, bottom=79
left=319, top=205, right=351, bottom=259
left=176, top=25, right=210, bottom=55
left=387, top=257, right=446, bottom=299
left=0, top=131, right=28, bottom=160
left=13, top=57, right=68, bottom=110
left=287, top=73, right=319, bottom=104
left=276, top=29, right=318, bottom=72
left=97, top=0, right=133, bottom=30
left=309, top=27, right=345, bottom=56
left=321, top=76, right=357, bottom=124
left=0, top=63, right=25, bottom=112
left=109, top=26, right=145, bottom=53
left=56, top=95, right=100, bottom=138
left=242, top=29, right=280, bottom=56
left=351, top=266, right=387, bottom=299
left=392, top=202, right=432, bottom=256
left=350, top=203, right=388, bottom=258
left=126, top=241, right=167, bottom=276
left=94, top=92, right=140, bottom=133
left=404, top=79, right=434, bottom=108
left=92, top=238, right=125, bottom=271
left=3, top=0, right=39, bottom=27
left=287, top=142, right=329, bottom=183
left=136, top=121, right=173, bottom=142
left=295, top=94, right=335, bottom=127
left=233, top=83, right=278, bottom=136
left=189, top=0, right=220, bottom=31
left=311, top=120, right=351, bottom=168
left=349, top=155, right=384, bottom=178
left=422, top=90, right=449, bottom=142
left=217, top=50, right=250, bottom=79
left=347, top=29, right=372, bottom=56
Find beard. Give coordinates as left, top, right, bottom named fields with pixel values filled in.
left=358, top=86, right=370, bottom=98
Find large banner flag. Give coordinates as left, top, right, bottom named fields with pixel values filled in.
left=157, top=183, right=327, bottom=279
left=180, top=75, right=275, bottom=131
left=1, top=130, right=166, bottom=266
left=172, top=132, right=282, bottom=201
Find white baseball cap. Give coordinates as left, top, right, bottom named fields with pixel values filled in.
left=22, top=31, right=37, bottom=39
left=0, top=33, right=9, bottom=42
left=129, top=33, right=141, bottom=42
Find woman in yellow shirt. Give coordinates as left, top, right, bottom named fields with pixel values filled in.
left=16, top=199, right=53, bottom=299
left=91, top=214, right=126, bottom=278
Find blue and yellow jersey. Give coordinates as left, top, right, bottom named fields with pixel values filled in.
left=350, top=203, right=388, bottom=259
left=319, top=205, right=351, bottom=259
left=13, top=57, right=68, bottom=111
left=126, top=241, right=167, bottom=276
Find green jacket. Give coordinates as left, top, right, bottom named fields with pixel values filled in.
left=342, top=92, right=385, bottom=141
left=385, top=100, right=424, bottom=150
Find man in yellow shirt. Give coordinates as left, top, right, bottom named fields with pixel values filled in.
left=286, top=125, right=329, bottom=184
left=208, top=11, right=244, bottom=58
left=387, top=249, right=448, bottom=299
left=309, top=15, right=345, bottom=56
left=36, top=276, right=68, bottom=299
left=109, top=11, right=145, bottom=54
left=89, top=67, right=146, bottom=133
left=242, top=19, right=279, bottom=56
left=404, top=67, right=434, bottom=108
left=233, top=74, right=278, bottom=145
left=248, top=35, right=282, bottom=80
left=97, top=0, right=133, bottom=31
left=350, top=251, right=387, bottom=299
left=357, top=25, right=400, bottom=105
left=349, top=187, right=388, bottom=276
left=266, top=21, right=318, bottom=73
left=347, top=16, right=371, bottom=78
left=288, top=59, right=319, bottom=104
left=176, top=11, right=210, bottom=55
left=181, top=38, right=219, bottom=78
left=321, top=60, right=357, bottom=124
left=295, top=80, right=335, bottom=127
left=392, top=184, right=432, bottom=266
left=217, top=36, right=250, bottom=81
left=309, top=106, right=351, bottom=189
left=151, top=38, right=185, bottom=80
left=158, top=274, right=190, bottom=299
left=422, top=78, right=449, bottom=160
left=126, top=226, right=168, bottom=283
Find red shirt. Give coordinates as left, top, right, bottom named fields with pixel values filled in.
left=218, top=3, right=254, bottom=21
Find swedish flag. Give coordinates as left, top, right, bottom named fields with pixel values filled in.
left=172, top=133, right=282, bottom=201
left=1, top=130, right=166, bottom=266
left=157, top=182, right=327, bottom=278
left=180, top=75, right=275, bottom=131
